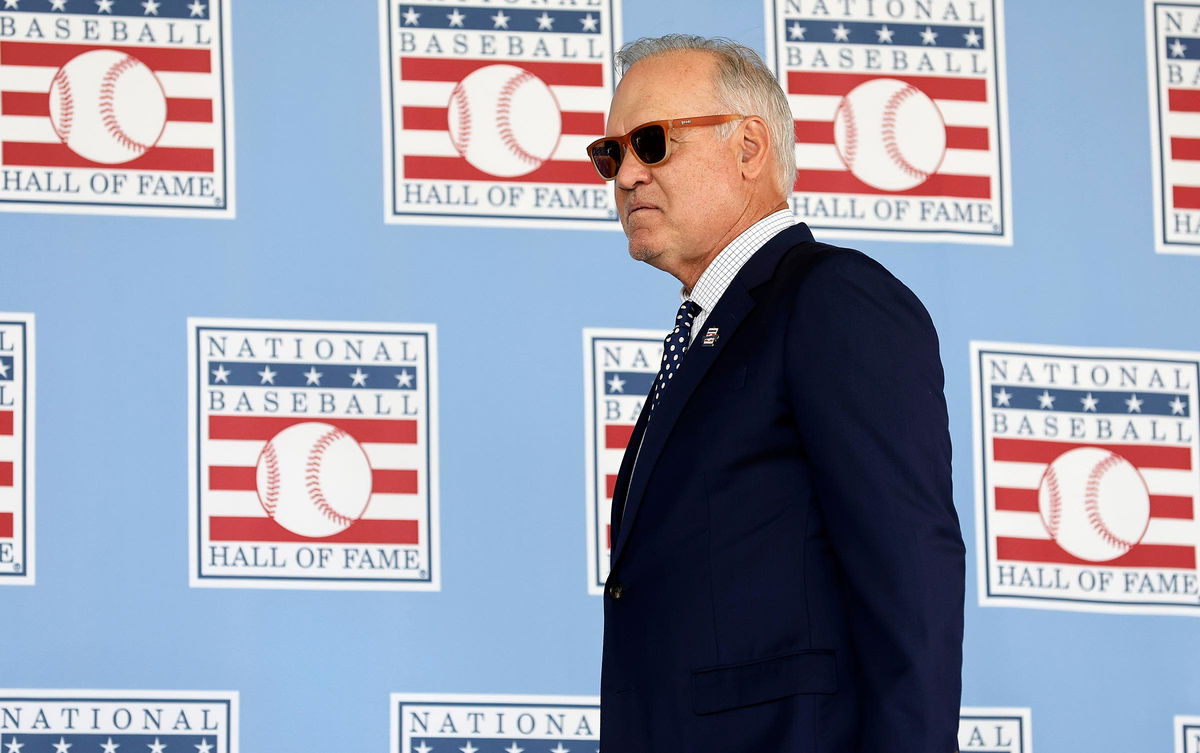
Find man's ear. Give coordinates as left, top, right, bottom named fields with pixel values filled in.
left=739, top=116, right=772, bottom=180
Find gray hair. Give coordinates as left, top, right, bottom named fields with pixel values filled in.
left=614, top=34, right=796, bottom=197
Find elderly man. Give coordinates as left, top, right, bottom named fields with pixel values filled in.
left=586, top=35, right=965, bottom=752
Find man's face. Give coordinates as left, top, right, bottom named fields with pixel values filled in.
left=606, top=52, right=749, bottom=276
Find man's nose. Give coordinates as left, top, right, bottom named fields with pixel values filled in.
left=615, top=147, right=651, bottom=190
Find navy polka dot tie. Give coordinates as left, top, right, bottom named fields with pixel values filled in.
left=651, top=300, right=701, bottom=413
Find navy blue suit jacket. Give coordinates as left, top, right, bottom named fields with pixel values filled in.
left=600, top=223, right=965, bottom=753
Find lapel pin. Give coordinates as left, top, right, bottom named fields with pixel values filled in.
left=701, top=327, right=719, bottom=347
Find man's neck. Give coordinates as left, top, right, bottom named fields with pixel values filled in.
left=674, top=200, right=790, bottom=291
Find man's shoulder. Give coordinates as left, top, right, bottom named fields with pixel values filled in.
left=770, top=231, right=901, bottom=293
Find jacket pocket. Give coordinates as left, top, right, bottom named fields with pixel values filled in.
left=690, top=649, right=836, bottom=715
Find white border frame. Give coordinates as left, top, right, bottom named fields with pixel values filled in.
left=764, top=0, right=1014, bottom=245
left=0, top=2, right=236, bottom=219
left=960, top=706, right=1033, bottom=753
left=582, top=327, right=663, bottom=595
left=391, top=692, right=601, bottom=753
left=0, top=313, right=34, bottom=586
left=377, top=0, right=624, bottom=230
left=970, top=339, right=1200, bottom=616
left=1177, top=715, right=1200, bottom=753
left=186, top=316, right=440, bottom=591
left=1146, top=0, right=1200, bottom=254
left=0, top=689, right=238, bottom=751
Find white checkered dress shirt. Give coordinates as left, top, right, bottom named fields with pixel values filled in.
left=682, top=209, right=798, bottom=344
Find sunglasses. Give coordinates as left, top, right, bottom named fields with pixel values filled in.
left=586, top=114, right=745, bottom=180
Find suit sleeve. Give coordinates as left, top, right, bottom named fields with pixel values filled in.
left=784, top=251, right=965, bottom=752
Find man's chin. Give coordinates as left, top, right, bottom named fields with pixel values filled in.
left=628, top=243, right=659, bottom=263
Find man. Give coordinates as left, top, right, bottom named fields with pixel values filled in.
left=587, top=35, right=965, bottom=752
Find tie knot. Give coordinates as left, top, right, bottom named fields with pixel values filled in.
left=675, top=300, right=700, bottom=324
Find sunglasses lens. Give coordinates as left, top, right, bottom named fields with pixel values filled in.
left=630, top=124, right=667, bottom=165
left=589, top=139, right=623, bottom=180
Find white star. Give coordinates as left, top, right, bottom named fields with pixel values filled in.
left=993, top=387, right=1012, bottom=407
left=964, top=28, right=981, bottom=47
left=832, top=23, right=850, bottom=41
left=876, top=24, right=894, bottom=43
left=549, top=745, right=570, bottom=753
left=1080, top=392, right=1098, bottom=412
left=607, top=374, right=626, bottom=393
left=53, top=739, right=71, bottom=753
left=1126, top=393, right=1144, bottom=413
left=350, top=367, right=369, bottom=386
left=920, top=26, right=938, bottom=45
left=142, top=0, right=160, bottom=13
left=303, top=366, right=323, bottom=385
left=96, top=0, right=113, bottom=12
left=1171, top=39, right=1188, bottom=58
left=504, top=744, right=524, bottom=753
left=187, top=0, right=206, bottom=16
left=5, top=739, right=24, bottom=753
left=394, top=369, right=414, bottom=388
left=1170, top=396, right=1188, bottom=415
left=210, top=364, right=230, bottom=383
left=402, top=7, right=420, bottom=25
left=257, top=365, right=277, bottom=385
left=147, top=739, right=167, bottom=753
left=413, top=742, right=433, bottom=753
left=101, top=739, right=120, bottom=753
left=194, top=741, right=213, bottom=753
left=535, top=11, right=553, bottom=29
left=1037, top=390, right=1056, bottom=409
left=459, top=743, right=478, bottom=753
left=580, top=13, right=597, bottom=31
left=0, top=360, right=9, bottom=377
left=2, top=0, right=19, bottom=9
left=788, top=22, right=806, bottom=40
left=491, top=10, right=509, bottom=28
left=446, top=8, right=465, bottom=27
left=49, top=0, right=66, bottom=10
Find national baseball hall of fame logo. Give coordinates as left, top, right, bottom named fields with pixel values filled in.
left=189, top=318, right=439, bottom=590
left=973, top=342, right=1200, bottom=615
left=0, top=0, right=234, bottom=217
left=1179, top=715, right=1200, bottom=753
left=391, top=694, right=599, bottom=753
left=767, top=0, right=1011, bottom=243
left=958, top=708, right=1031, bottom=753
left=0, top=314, right=33, bottom=585
left=0, top=690, right=237, bottom=753
left=379, top=0, right=622, bottom=228
left=583, top=328, right=662, bottom=594
left=1147, top=0, right=1200, bottom=254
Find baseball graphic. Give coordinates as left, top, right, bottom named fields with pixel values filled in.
left=832, top=78, right=946, bottom=192
left=47, top=49, right=167, bottom=165
left=1037, top=447, right=1152, bottom=562
left=446, top=64, right=562, bottom=178
left=255, top=422, right=374, bottom=539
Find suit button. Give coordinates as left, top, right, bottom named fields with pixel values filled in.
left=608, top=582, right=624, bottom=599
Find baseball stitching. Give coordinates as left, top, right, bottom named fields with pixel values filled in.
left=836, top=98, right=858, bottom=167
left=50, top=67, right=75, bottom=142
left=496, top=70, right=543, bottom=166
left=99, top=55, right=154, bottom=156
left=448, top=80, right=471, bottom=156
left=258, top=441, right=280, bottom=515
left=1083, top=452, right=1141, bottom=553
left=881, top=84, right=929, bottom=182
left=1041, top=464, right=1063, bottom=538
left=305, top=427, right=357, bottom=529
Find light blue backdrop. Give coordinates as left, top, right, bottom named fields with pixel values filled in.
left=2, top=1, right=1198, bottom=751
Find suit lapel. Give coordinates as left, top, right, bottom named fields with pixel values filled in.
left=609, top=223, right=816, bottom=566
